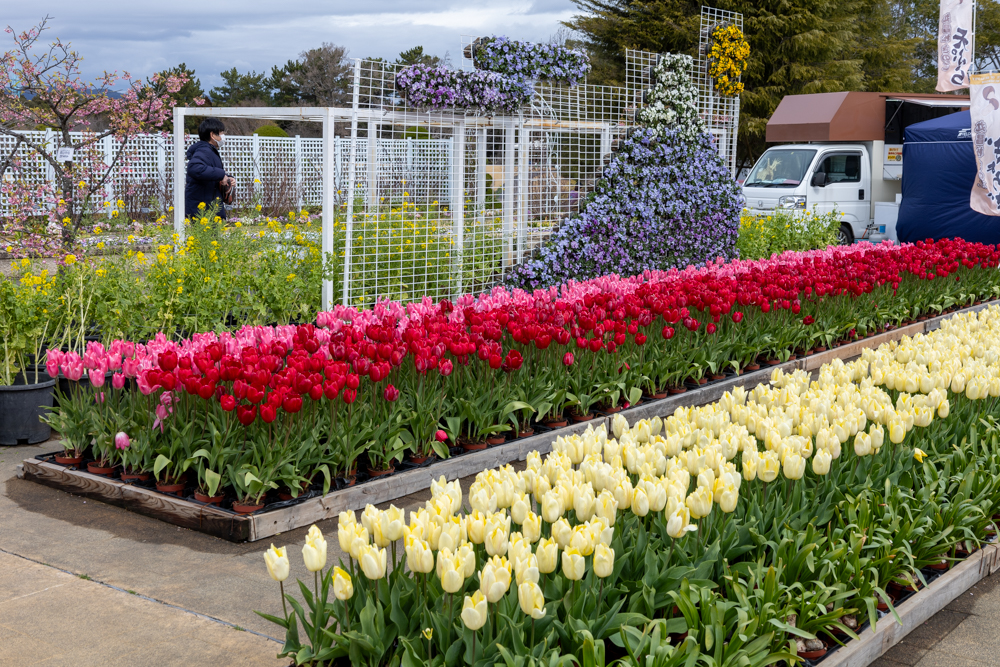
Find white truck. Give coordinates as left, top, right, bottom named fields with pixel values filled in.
left=741, top=92, right=969, bottom=244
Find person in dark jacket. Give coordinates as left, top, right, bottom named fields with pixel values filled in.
left=185, top=118, right=234, bottom=219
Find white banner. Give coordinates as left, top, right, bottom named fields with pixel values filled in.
left=970, top=72, right=1000, bottom=215
left=937, top=0, right=974, bottom=92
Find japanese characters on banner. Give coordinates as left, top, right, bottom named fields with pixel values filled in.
left=937, top=0, right=974, bottom=92
left=970, top=72, right=1000, bottom=215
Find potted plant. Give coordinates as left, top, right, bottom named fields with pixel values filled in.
left=152, top=421, right=204, bottom=494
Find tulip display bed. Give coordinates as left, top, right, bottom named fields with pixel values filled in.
left=18, top=300, right=997, bottom=543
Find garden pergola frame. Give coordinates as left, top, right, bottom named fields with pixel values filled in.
left=171, top=105, right=617, bottom=311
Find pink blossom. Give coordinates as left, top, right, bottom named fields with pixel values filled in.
left=114, top=432, right=130, bottom=450
left=88, top=368, right=105, bottom=387
left=111, top=373, right=126, bottom=390
left=61, top=353, right=84, bottom=381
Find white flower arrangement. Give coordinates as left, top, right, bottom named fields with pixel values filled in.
left=636, top=53, right=706, bottom=145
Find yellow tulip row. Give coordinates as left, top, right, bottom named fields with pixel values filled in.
left=262, top=306, right=1000, bottom=632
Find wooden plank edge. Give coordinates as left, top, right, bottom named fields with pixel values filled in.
left=20, top=458, right=252, bottom=543
left=822, top=544, right=1000, bottom=667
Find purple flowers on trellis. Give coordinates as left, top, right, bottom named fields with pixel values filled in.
left=505, top=128, right=745, bottom=291
left=394, top=65, right=535, bottom=114
left=394, top=35, right=589, bottom=114
left=473, top=36, right=591, bottom=87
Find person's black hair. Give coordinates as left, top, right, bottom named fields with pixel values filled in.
left=198, top=118, right=226, bottom=142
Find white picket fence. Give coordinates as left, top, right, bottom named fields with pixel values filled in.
left=0, top=131, right=454, bottom=216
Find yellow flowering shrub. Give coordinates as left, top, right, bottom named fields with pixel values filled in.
left=708, top=24, right=749, bottom=97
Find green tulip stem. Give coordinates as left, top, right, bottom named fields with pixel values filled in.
left=472, top=629, right=477, bottom=663
left=531, top=617, right=536, bottom=647
left=391, top=541, right=397, bottom=577
left=597, top=579, right=605, bottom=614
left=313, top=570, right=321, bottom=655
left=762, top=481, right=768, bottom=507
left=449, top=592, right=455, bottom=647
left=667, top=538, right=675, bottom=565
left=572, top=580, right=578, bottom=607
left=279, top=580, right=288, bottom=622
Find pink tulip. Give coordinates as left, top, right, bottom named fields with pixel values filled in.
left=62, top=353, right=84, bottom=381
left=89, top=368, right=105, bottom=387
left=112, top=373, right=126, bottom=389
left=114, top=432, right=130, bottom=450
left=44, top=349, right=63, bottom=378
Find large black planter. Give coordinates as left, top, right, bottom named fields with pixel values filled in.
left=0, top=370, right=56, bottom=445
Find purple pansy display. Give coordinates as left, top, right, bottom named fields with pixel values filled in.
left=394, top=64, right=535, bottom=114
left=505, top=128, right=744, bottom=291
left=473, top=36, right=591, bottom=87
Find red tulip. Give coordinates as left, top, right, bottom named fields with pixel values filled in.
left=282, top=394, right=303, bottom=413
left=661, top=326, right=675, bottom=340
left=732, top=311, right=743, bottom=323
left=563, top=352, right=574, bottom=366
left=158, top=350, right=178, bottom=372
left=803, top=316, right=815, bottom=325
left=435, top=429, right=448, bottom=442
left=384, top=384, right=400, bottom=402
left=236, top=405, right=257, bottom=425
left=260, top=404, right=277, bottom=423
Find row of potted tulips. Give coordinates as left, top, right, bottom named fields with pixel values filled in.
left=254, top=306, right=1000, bottom=666
left=40, top=239, right=1000, bottom=512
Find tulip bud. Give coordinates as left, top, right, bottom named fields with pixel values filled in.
left=551, top=518, right=572, bottom=549
left=536, top=537, right=559, bottom=574
left=484, top=511, right=511, bottom=557
left=405, top=536, right=435, bottom=574
left=518, top=581, right=546, bottom=619
left=541, top=490, right=563, bottom=523
left=359, top=544, right=387, bottom=580
left=333, top=566, right=354, bottom=600
left=686, top=486, right=713, bottom=519
left=782, top=452, right=805, bottom=480
left=461, top=590, right=488, bottom=631
left=521, top=511, right=541, bottom=543
left=437, top=548, right=464, bottom=593
left=889, top=418, right=906, bottom=445
left=302, top=525, right=328, bottom=572
left=631, top=486, right=650, bottom=517
left=513, top=553, right=540, bottom=585
left=479, top=555, right=512, bottom=603
left=381, top=505, right=404, bottom=542
left=813, top=449, right=832, bottom=476
left=114, top=431, right=130, bottom=450
left=594, top=543, right=615, bottom=578
left=511, top=492, right=531, bottom=525
left=264, top=544, right=289, bottom=582
left=667, top=507, right=696, bottom=539
left=561, top=547, right=586, bottom=581
left=758, top=452, right=780, bottom=483
left=457, top=543, right=476, bottom=578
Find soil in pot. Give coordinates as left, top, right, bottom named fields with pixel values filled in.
left=460, top=438, right=488, bottom=452
left=408, top=453, right=435, bottom=465
left=601, top=407, right=621, bottom=415
left=765, top=359, right=781, bottom=366
left=814, top=346, right=827, bottom=353
left=194, top=490, right=225, bottom=505
left=927, top=558, right=949, bottom=571
left=516, top=428, right=535, bottom=439
left=120, top=470, right=152, bottom=482
left=698, top=378, right=708, bottom=385
left=744, top=363, right=760, bottom=372
left=653, top=391, right=669, bottom=399
left=232, top=501, right=264, bottom=514
left=156, top=479, right=186, bottom=495
left=545, top=418, right=570, bottom=426
left=367, top=466, right=395, bottom=477
left=798, top=647, right=827, bottom=660
left=667, top=386, right=687, bottom=394
left=571, top=413, right=595, bottom=422
left=54, top=452, right=83, bottom=468
left=709, top=374, right=725, bottom=381
left=486, top=435, right=506, bottom=446
left=86, top=461, right=115, bottom=476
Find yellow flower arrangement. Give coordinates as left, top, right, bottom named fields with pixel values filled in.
left=707, top=24, right=749, bottom=97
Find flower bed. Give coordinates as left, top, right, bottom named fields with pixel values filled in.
left=36, top=239, right=1000, bottom=512
left=472, top=36, right=591, bottom=86
left=255, top=305, right=1000, bottom=665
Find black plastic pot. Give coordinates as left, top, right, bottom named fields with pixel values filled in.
left=0, top=369, right=56, bottom=445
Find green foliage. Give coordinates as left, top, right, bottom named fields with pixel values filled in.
left=151, top=63, right=204, bottom=132
left=736, top=207, right=841, bottom=261
left=397, top=46, right=442, bottom=67
left=210, top=67, right=273, bottom=105
left=254, top=123, right=289, bottom=137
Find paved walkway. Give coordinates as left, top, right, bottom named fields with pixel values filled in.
left=3, top=438, right=1000, bottom=666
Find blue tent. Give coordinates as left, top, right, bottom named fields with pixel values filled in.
left=896, top=110, right=1000, bottom=244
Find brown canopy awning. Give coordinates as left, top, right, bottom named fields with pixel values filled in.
left=765, top=92, right=970, bottom=143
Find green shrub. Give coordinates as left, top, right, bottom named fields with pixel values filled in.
left=254, top=124, right=289, bottom=138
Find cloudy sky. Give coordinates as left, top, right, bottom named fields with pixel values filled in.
left=6, top=1, right=579, bottom=92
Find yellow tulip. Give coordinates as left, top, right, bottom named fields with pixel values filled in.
left=479, top=555, right=512, bottom=603
left=813, top=449, right=832, bottom=476
left=381, top=505, right=405, bottom=542
left=484, top=512, right=511, bottom=557
left=513, top=553, right=540, bottom=585
left=686, top=486, right=713, bottom=519
left=719, top=484, right=739, bottom=513
left=913, top=448, right=927, bottom=463
left=438, top=515, right=464, bottom=553
left=573, top=484, right=596, bottom=522
left=264, top=544, right=289, bottom=582
left=466, top=510, right=487, bottom=544
left=359, top=544, right=387, bottom=580
left=461, top=590, right=488, bottom=631
left=551, top=518, right=572, bottom=549
left=457, top=543, right=477, bottom=578
left=561, top=547, right=586, bottom=581
left=666, top=506, right=697, bottom=539
left=405, top=536, right=435, bottom=574
left=594, top=544, right=615, bottom=578
left=889, top=419, right=906, bottom=445
left=535, top=537, right=559, bottom=574
left=782, top=452, right=805, bottom=480
left=302, top=525, right=327, bottom=572
left=518, top=581, right=546, bottom=619
left=758, top=452, right=780, bottom=483
left=348, top=524, right=369, bottom=559
left=437, top=548, right=465, bottom=593
left=511, top=492, right=531, bottom=525
left=541, top=490, right=563, bottom=523
left=521, top=511, right=542, bottom=543
left=333, top=566, right=353, bottom=600
left=595, top=490, right=619, bottom=526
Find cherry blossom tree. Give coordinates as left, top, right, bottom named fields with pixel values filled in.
left=0, top=16, right=198, bottom=254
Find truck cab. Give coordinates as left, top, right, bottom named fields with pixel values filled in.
left=742, top=143, right=873, bottom=245
left=742, top=92, right=970, bottom=244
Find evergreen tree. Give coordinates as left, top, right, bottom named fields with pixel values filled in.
left=397, top=46, right=441, bottom=67
left=269, top=60, right=304, bottom=106
left=209, top=68, right=272, bottom=105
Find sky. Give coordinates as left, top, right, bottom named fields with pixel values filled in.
left=6, top=1, right=579, bottom=92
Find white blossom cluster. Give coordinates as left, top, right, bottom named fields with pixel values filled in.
left=636, top=53, right=707, bottom=145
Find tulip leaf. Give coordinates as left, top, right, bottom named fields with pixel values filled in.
left=153, top=454, right=171, bottom=479
left=204, top=468, right=221, bottom=497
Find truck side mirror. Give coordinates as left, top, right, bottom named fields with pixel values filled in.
left=811, top=172, right=828, bottom=187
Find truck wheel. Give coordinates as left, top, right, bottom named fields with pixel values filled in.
left=837, top=224, right=854, bottom=246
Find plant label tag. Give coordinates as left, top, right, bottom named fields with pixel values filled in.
left=57, top=147, right=75, bottom=162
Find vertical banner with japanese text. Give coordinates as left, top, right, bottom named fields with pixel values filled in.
left=937, top=0, right=974, bottom=92
left=970, top=72, right=1000, bottom=215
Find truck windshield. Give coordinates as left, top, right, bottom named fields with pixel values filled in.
left=744, top=149, right=817, bottom=187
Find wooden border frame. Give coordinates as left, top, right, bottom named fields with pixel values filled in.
left=17, top=300, right=996, bottom=543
